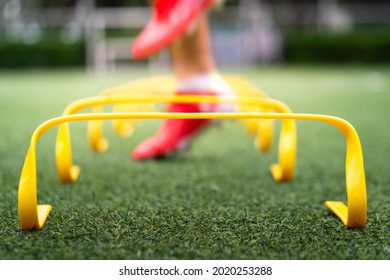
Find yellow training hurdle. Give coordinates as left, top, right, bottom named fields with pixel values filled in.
left=17, top=74, right=367, bottom=230
left=19, top=112, right=366, bottom=230
left=56, top=95, right=295, bottom=183
left=86, top=74, right=273, bottom=151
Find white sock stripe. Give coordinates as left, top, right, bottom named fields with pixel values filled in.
left=177, top=72, right=235, bottom=96
left=177, top=72, right=236, bottom=113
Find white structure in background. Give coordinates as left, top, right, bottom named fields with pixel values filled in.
left=1, top=0, right=389, bottom=71
left=61, top=1, right=91, bottom=44
left=237, top=0, right=282, bottom=64
left=317, top=0, right=352, bottom=32
left=209, top=0, right=282, bottom=66
left=84, top=7, right=150, bottom=72
left=2, top=0, right=42, bottom=44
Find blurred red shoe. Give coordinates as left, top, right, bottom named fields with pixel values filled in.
left=131, top=92, right=215, bottom=160
left=132, top=0, right=214, bottom=59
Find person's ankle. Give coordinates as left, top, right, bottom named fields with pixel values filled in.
left=176, top=71, right=236, bottom=112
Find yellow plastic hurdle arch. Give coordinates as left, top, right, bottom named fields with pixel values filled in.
left=54, top=73, right=281, bottom=184
left=93, top=78, right=272, bottom=152
left=86, top=74, right=274, bottom=150
left=18, top=112, right=366, bottom=230
left=55, top=95, right=296, bottom=184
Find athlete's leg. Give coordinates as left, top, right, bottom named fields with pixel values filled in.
left=131, top=1, right=235, bottom=160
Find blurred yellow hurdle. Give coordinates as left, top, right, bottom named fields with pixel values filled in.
left=18, top=112, right=366, bottom=230
left=87, top=74, right=274, bottom=151
left=56, top=95, right=295, bottom=184
left=55, top=73, right=280, bottom=184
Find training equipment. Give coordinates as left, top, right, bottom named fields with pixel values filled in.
left=17, top=75, right=367, bottom=230
left=55, top=94, right=295, bottom=184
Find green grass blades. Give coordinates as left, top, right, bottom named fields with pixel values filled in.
left=0, top=66, right=389, bottom=259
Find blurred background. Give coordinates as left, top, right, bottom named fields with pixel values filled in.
left=1, top=0, right=389, bottom=72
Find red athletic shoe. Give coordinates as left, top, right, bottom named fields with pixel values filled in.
left=131, top=93, right=216, bottom=160
left=132, top=0, right=214, bottom=59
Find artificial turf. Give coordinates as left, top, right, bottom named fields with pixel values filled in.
left=0, top=66, right=389, bottom=260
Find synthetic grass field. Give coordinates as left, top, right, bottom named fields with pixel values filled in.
left=0, top=66, right=389, bottom=260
